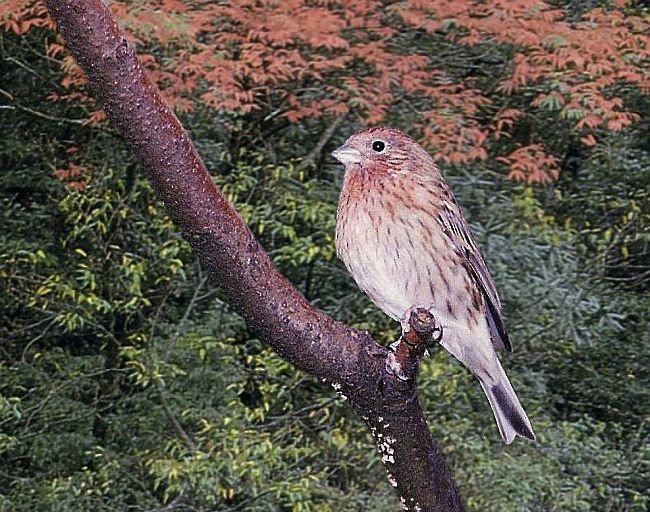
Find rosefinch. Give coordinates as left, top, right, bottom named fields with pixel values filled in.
left=332, top=127, right=535, bottom=444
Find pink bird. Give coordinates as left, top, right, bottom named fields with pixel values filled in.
left=333, top=127, right=535, bottom=444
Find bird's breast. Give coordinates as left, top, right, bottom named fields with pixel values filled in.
left=336, top=177, right=476, bottom=327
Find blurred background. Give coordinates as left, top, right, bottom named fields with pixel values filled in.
left=0, top=1, right=648, bottom=510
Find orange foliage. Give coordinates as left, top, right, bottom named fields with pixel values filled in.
left=497, top=144, right=559, bottom=183
left=0, top=0, right=52, bottom=34
left=52, top=161, right=89, bottom=190
left=2, top=0, right=648, bottom=182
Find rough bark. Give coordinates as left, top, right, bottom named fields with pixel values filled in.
left=43, top=1, right=465, bottom=510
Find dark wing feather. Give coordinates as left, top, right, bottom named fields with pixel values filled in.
left=437, top=199, right=513, bottom=352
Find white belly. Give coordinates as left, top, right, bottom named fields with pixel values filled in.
left=336, top=198, right=471, bottom=327
left=335, top=188, right=501, bottom=375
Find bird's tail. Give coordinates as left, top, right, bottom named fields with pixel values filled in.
left=478, top=360, right=536, bottom=444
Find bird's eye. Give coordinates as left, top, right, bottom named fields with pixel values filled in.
left=372, top=140, right=387, bottom=153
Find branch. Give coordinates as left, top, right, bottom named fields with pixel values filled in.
left=0, top=88, right=86, bottom=125
left=387, top=308, right=443, bottom=381
left=43, top=1, right=464, bottom=510
left=296, top=116, right=344, bottom=171
left=154, top=376, right=197, bottom=452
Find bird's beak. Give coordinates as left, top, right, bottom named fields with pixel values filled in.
left=332, top=145, right=362, bottom=166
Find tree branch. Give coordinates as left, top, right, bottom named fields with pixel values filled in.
left=43, top=1, right=464, bottom=510
left=296, top=116, right=344, bottom=171
left=387, top=308, right=443, bottom=381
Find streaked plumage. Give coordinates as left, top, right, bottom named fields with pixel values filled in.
left=333, top=127, right=535, bottom=444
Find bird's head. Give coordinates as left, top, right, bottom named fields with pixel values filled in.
left=331, top=127, right=428, bottom=174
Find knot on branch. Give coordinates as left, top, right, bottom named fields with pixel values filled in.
left=386, top=308, right=441, bottom=381
left=403, top=308, right=443, bottom=347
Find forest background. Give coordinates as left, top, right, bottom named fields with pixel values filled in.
left=0, top=0, right=648, bottom=510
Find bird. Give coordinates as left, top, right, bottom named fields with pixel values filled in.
left=332, top=127, right=535, bottom=444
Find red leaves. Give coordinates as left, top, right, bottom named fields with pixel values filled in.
left=0, top=1, right=53, bottom=34
left=5, top=0, right=648, bottom=183
left=497, top=144, right=559, bottom=183
left=497, top=145, right=559, bottom=183
left=581, top=134, right=597, bottom=147
left=52, top=161, right=89, bottom=190
left=491, top=109, right=524, bottom=141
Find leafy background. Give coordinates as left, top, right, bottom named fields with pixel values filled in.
left=0, top=1, right=648, bottom=510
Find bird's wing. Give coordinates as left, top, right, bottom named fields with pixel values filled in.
left=436, top=199, right=513, bottom=352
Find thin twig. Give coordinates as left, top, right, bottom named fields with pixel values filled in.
left=296, top=116, right=345, bottom=171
